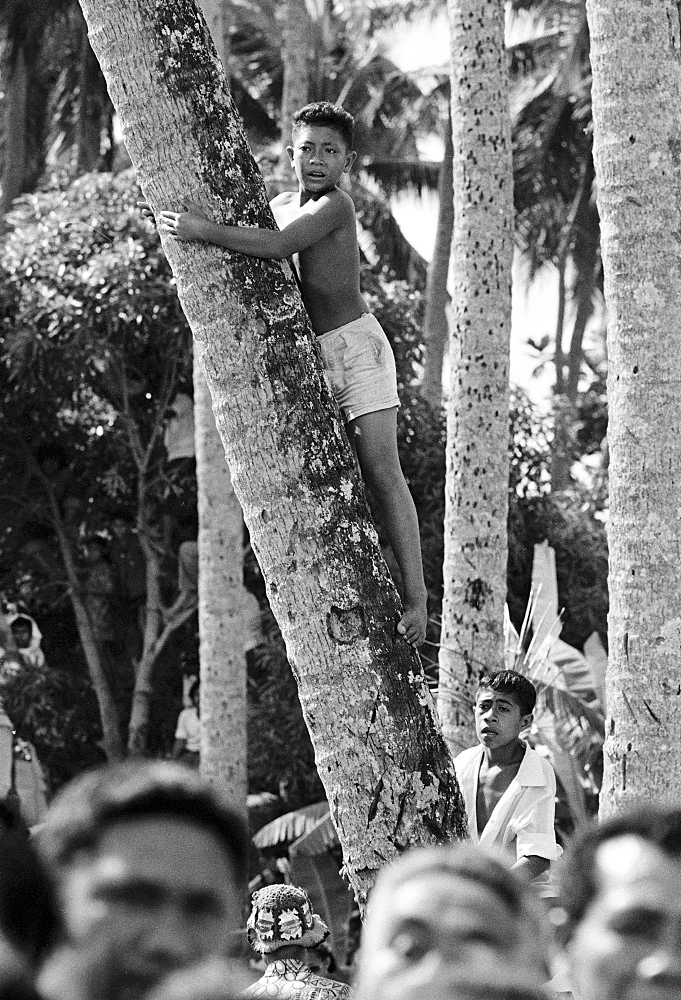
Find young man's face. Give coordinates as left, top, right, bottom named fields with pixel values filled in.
left=474, top=690, right=531, bottom=752
left=43, top=815, right=241, bottom=1000
left=288, top=125, right=355, bottom=195
left=357, top=870, right=546, bottom=1000
left=10, top=623, right=32, bottom=650
left=567, top=835, right=681, bottom=1000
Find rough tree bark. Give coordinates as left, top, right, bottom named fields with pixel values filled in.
left=586, top=0, right=681, bottom=815
left=438, top=0, right=513, bottom=755
left=194, top=354, right=248, bottom=813
left=78, top=0, right=465, bottom=905
left=196, top=0, right=248, bottom=817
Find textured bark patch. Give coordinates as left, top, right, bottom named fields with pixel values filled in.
left=327, top=605, right=366, bottom=644
left=464, top=576, right=493, bottom=610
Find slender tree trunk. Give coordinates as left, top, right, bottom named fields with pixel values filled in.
left=1, top=45, right=28, bottom=214
left=79, top=0, right=465, bottom=906
left=74, top=16, right=103, bottom=174
left=43, top=484, right=124, bottom=761
left=421, top=104, right=454, bottom=410
left=438, top=0, right=513, bottom=756
left=196, top=0, right=248, bottom=820
left=193, top=352, right=248, bottom=812
left=550, top=259, right=571, bottom=491
left=278, top=0, right=310, bottom=175
left=565, top=158, right=599, bottom=405
left=127, top=529, right=196, bottom=755
left=585, top=0, right=681, bottom=815
left=552, top=159, right=597, bottom=490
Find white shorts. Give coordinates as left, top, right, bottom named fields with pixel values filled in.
left=317, top=313, right=400, bottom=422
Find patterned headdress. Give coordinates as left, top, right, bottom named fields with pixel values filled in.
left=247, top=884, right=330, bottom=954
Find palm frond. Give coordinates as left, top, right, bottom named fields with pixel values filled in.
left=359, top=158, right=440, bottom=194
left=252, top=801, right=330, bottom=850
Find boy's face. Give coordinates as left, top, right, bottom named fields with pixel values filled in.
left=10, top=623, right=32, bottom=649
left=474, top=689, right=531, bottom=751
left=288, top=124, right=355, bottom=195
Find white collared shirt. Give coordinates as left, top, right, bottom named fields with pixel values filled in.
left=454, top=743, right=562, bottom=862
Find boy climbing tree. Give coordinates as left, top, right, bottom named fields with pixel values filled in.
left=142, top=103, right=427, bottom=646
left=82, top=0, right=465, bottom=903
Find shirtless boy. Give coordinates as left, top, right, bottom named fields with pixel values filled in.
left=453, top=670, right=561, bottom=880
left=144, top=102, right=427, bottom=645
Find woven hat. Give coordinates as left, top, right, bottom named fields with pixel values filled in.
left=247, top=884, right=330, bottom=954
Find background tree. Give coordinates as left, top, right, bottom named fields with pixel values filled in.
left=0, top=0, right=113, bottom=211
left=420, top=97, right=453, bottom=410
left=78, top=0, right=465, bottom=905
left=586, top=0, right=681, bottom=814
left=437, top=0, right=515, bottom=754
left=509, top=0, right=600, bottom=491
left=0, top=173, right=195, bottom=760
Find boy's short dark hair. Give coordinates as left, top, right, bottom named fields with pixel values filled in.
left=38, top=760, right=248, bottom=878
left=188, top=678, right=200, bottom=701
left=477, top=670, right=537, bottom=716
left=559, top=807, right=681, bottom=939
left=9, top=616, right=32, bottom=632
left=292, top=102, right=354, bottom=150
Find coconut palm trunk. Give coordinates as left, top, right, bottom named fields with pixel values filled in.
left=437, top=0, right=514, bottom=755
left=193, top=354, right=248, bottom=812
left=78, top=0, right=465, bottom=904
left=586, top=0, right=681, bottom=815
left=278, top=0, right=311, bottom=175
left=195, top=0, right=248, bottom=817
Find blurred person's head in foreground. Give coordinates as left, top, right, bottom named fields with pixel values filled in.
left=37, top=760, right=247, bottom=1000
left=0, top=818, right=60, bottom=968
left=0, top=809, right=61, bottom=1000
left=143, top=957, right=252, bottom=1000
left=559, top=806, right=681, bottom=1000
left=355, top=842, right=551, bottom=1000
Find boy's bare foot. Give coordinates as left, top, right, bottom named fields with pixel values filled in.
left=397, top=596, right=427, bottom=647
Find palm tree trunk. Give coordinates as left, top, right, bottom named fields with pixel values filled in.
left=193, top=353, right=248, bottom=814
left=1, top=45, right=28, bottom=213
left=586, top=0, right=681, bottom=814
left=79, top=0, right=466, bottom=906
left=278, top=0, right=310, bottom=175
left=438, top=0, right=514, bottom=756
left=195, top=0, right=248, bottom=822
left=421, top=105, right=454, bottom=410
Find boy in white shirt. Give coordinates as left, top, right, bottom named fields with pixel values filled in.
left=172, top=679, right=201, bottom=768
left=454, top=670, right=561, bottom=880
